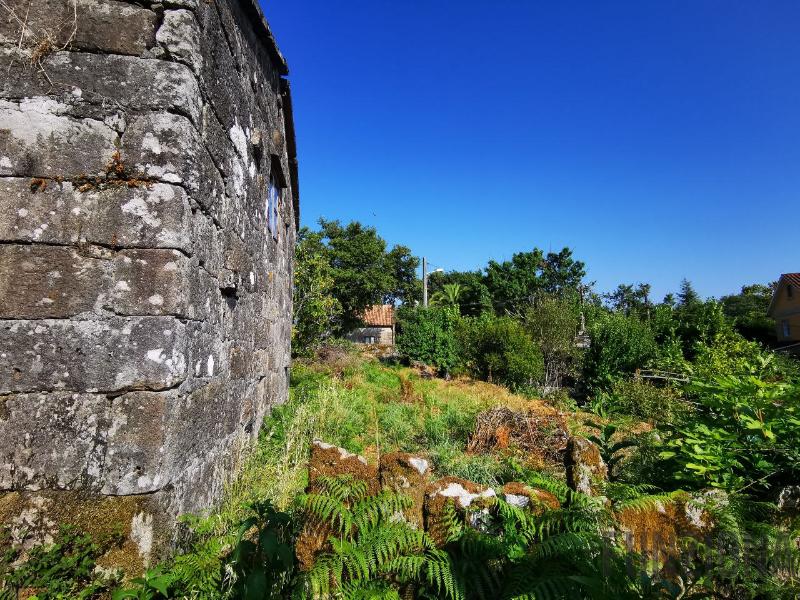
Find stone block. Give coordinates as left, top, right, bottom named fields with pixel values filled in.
left=0, top=0, right=157, bottom=57
left=0, top=390, right=173, bottom=495
left=0, top=244, right=105, bottom=319
left=501, top=482, right=560, bottom=515
left=0, top=317, right=187, bottom=393
left=0, top=98, right=117, bottom=178
left=379, top=452, right=431, bottom=529
left=564, top=436, right=608, bottom=497
left=0, top=245, right=194, bottom=319
left=0, top=178, right=192, bottom=252
left=156, top=10, right=202, bottom=74
left=0, top=490, right=168, bottom=571
left=0, top=52, right=201, bottom=126
left=425, top=477, right=496, bottom=546
left=122, top=112, right=225, bottom=212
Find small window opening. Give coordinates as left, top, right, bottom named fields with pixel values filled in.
left=782, top=320, right=791, bottom=338
left=267, top=176, right=280, bottom=241
left=788, top=284, right=794, bottom=299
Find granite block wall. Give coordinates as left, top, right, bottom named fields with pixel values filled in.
left=0, top=0, right=297, bottom=569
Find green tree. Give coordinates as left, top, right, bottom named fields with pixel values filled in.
left=582, top=311, right=658, bottom=393
left=318, top=219, right=395, bottom=331
left=292, top=228, right=341, bottom=356
left=428, top=270, right=493, bottom=316
left=539, top=248, right=587, bottom=295
left=677, top=278, right=701, bottom=307
left=430, top=283, right=463, bottom=309
left=523, top=294, right=582, bottom=390
left=606, top=283, right=651, bottom=318
left=385, top=244, right=421, bottom=305
left=720, top=283, right=776, bottom=346
left=485, top=247, right=585, bottom=315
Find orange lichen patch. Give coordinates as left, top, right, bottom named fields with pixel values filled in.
left=72, top=151, right=155, bottom=193
left=29, top=178, right=47, bottom=193
left=614, top=490, right=721, bottom=573
left=0, top=491, right=163, bottom=577
left=616, top=500, right=681, bottom=562
left=307, top=440, right=378, bottom=494
left=467, top=407, right=569, bottom=466
left=379, top=452, right=431, bottom=528
left=295, top=520, right=333, bottom=572
left=502, top=482, right=560, bottom=515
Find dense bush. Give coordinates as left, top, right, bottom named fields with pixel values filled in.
left=599, top=378, right=692, bottom=425
left=582, top=311, right=658, bottom=393
left=459, top=315, right=544, bottom=392
left=660, top=373, right=800, bottom=494
left=396, top=306, right=461, bottom=374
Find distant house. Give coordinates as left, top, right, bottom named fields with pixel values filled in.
left=767, top=273, right=800, bottom=344
left=347, top=305, right=396, bottom=346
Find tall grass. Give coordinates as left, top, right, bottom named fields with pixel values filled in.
left=210, top=355, right=554, bottom=535
left=213, top=372, right=359, bottom=533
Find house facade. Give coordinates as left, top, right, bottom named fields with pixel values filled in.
left=767, top=273, right=800, bottom=343
left=348, top=305, right=396, bottom=345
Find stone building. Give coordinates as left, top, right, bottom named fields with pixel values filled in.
left=0, top=0, right=298, bottom=569
left=347, top=304, right=396, bottom=346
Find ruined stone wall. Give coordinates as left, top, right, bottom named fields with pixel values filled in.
left=0, top=0, right=297, bottom=568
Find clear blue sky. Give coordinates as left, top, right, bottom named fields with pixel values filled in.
left=263, top=1, right=799, bottom=300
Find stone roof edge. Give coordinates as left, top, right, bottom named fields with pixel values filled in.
left=281, top=78, right=300, bottom=230
left=239, top=0, right=289, bottom=76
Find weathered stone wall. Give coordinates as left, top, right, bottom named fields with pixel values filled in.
left=346, top=326, right=394, bottom=346
left=0, top=0, right=297, bottom=569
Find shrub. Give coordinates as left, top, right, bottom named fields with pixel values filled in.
left=460, top=315, right=544, bottom=393
left=1, top=525, right=122, bottom=599
left=396, top=306, right=461, bottom=374
left=601, top=378, right=692, bottom=425
left=660, top=374, right=800, bottom=494
left=582, top=311, right=657, bottom=393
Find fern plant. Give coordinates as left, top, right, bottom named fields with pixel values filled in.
left=431, top=476, right=683, bottom=600
left=297, top=475, right=458, bottom=599
left=588, top=422, right=639, bottom=481
left=2, top=524, right=122, bottom=600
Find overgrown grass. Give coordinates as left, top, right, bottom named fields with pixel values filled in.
left=211, top=352, right=564, bottom=533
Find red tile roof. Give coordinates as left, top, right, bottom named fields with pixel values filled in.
left=361, top=304, right=395, bottom=327
left=783, top=273, right=800, bottom=286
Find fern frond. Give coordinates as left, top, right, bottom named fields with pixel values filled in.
left=614, top=493, right=677, bottom=515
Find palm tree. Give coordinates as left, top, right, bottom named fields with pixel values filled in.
left=430, top=283, right=462, bottom=309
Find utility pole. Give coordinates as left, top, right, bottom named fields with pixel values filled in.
left=422, top=257, right=428, bottom=308
left=422, top=257, right=443, bottom=308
